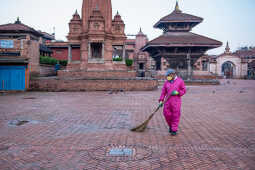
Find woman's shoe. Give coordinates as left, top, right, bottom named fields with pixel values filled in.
left=171, top=131, right=177, bottom=136
left=169, top=127, right=172, bottom=133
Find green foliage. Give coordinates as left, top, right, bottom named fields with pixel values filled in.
left=113, top=57, right=123, bottom=61
left=59, top=60, right=68, bottom=66
left=40, top=56, right=67, bottom=66
left=40, top=56, right=57, bottom=65
left=125, top=59, right=133, bottom=67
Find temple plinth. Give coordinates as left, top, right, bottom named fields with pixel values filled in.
left=142, top=1, right=222, bottom=80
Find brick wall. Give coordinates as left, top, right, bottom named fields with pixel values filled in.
left=39, top=64, right=56, bottom=77
left=27, top=40, right=40, bottom=74
left=30, top=78, right=158, bottom=91
left=58, top=70, right=137, bottom=79
left=51, top=47, right=80, bottom=61
left=192, top=75, right=217, bottom=80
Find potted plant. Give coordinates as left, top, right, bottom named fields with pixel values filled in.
left=125, top=59, right=133, bottom=67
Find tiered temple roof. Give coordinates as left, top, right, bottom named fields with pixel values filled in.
left=154, top=2, right=203, bottom=30
left=142, top=1, right=222, bottom=53
left=145, top=32, right=222, bottom=47
left=0, top=18, right=42, bottom=37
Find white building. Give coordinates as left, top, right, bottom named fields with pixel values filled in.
left=209, top=42, right=248, bottom=79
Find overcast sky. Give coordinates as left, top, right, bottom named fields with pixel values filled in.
left=0, top=0, right=254, bottom=54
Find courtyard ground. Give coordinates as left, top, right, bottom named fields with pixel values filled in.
left=0, top=79, right=254, bottom=170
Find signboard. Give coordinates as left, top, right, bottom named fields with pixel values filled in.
left=0, top=40, right=14, bottom=48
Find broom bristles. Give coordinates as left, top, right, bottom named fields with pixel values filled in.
left=130, top=95, right=170, bottom=132
left=130, top=105, right=161, bottom=132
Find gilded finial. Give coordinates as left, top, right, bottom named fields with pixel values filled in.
left=15, top=17, right=21, bottom=24
left=175, top=0, right=182, bottom=13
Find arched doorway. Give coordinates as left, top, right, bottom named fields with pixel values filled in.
left=221, top=61, right=235, bottom=79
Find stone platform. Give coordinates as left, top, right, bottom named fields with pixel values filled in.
left=30, top=70, right=158, bottom=91
left=29, top=77, right=158, bottom=91
left=158, top=79, right=220, bottom=86
left=184, top=79, right=220, bottom=85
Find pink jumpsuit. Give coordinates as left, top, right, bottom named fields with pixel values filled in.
left=159, top=77, right=186, bottom=132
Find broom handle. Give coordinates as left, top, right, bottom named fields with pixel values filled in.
left=162, top=93, right=171, bottom=104
left=152, top=94, right=171, bottom=115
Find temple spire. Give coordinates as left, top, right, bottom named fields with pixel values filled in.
left=137, top=27, right=144, bottom=35
left=174, top=0, right=182, bottom=13
left=225, top=41, right=231, bottom=53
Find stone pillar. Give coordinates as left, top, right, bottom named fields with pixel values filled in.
left=104, top=40, right=113, bottom=70
left=68, top=44, right=72, bottom=64
left=102, top=43, right=104, bottom=58
left=187, top=52, right=192, bottom=80
left=123, top=45, right=126, bottom=59
left=80, top=38, right=89, bottom=70
left=88, top=42, right=91, bottom=59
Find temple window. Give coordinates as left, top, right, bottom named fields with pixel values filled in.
left=91, top=42, right=102, bottom=58
left=139, top=63, right=144, bottom=70
left=112, top=45, right=124, bottom=60
left=202, top=61, right=208, bottom=71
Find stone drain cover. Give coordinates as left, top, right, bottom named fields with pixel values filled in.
left=8, top=120, right=30, bottom=126
left=89, top=144, right=152, bottom=162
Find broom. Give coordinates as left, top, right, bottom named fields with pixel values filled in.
left=130, top=95, right=170, bottom=132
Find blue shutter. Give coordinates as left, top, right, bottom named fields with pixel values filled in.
left=0, top=66, right=26, bottom=91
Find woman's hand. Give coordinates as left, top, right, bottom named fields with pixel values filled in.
left=171, top=90, right=179, bottom=96
left=159, top=101, right=163, bottom=107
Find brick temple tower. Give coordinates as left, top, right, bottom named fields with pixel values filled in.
left=71, top=0, right=127, bottom=71
left=38, top=0, right=158, bottom=91
left=67, top=10, right=82, bottom=44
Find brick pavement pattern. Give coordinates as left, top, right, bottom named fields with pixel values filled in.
left=0, top=80, right=254, bottom=170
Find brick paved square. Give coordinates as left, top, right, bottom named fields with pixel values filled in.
left=0, top=80, right=254, bottom=169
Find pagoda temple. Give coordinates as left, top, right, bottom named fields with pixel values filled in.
left=142, top=1, right=222, bottom=79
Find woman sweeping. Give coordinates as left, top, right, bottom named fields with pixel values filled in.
left=159, top=69, right=186, bottom=136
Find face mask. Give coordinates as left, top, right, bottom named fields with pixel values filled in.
left=167, top=76, right=173, bottom=81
